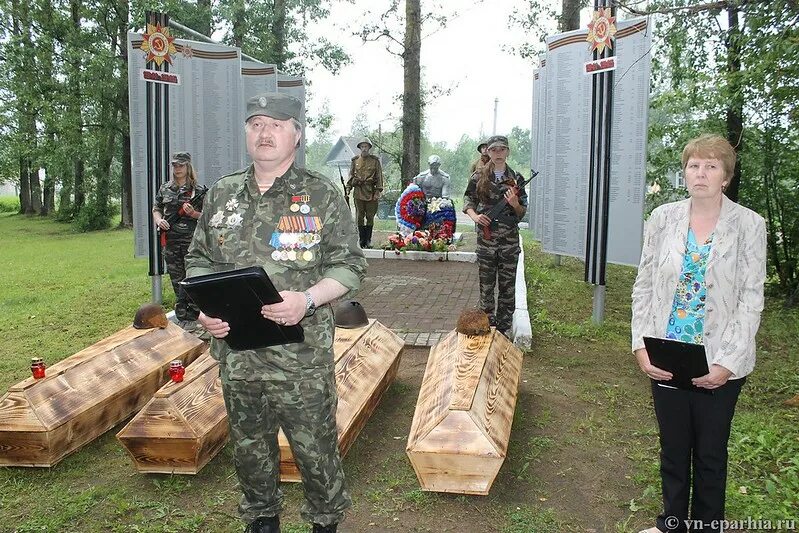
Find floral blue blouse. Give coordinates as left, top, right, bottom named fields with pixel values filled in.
left=665, top=229, right=713, bottom=344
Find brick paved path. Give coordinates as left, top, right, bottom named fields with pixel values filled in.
left=353, top=259, right=480, bottom=346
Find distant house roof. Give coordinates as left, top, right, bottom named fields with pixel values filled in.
left=323, top=136, right=392, bottom=169
left=323, top=136, right=362, bottom=168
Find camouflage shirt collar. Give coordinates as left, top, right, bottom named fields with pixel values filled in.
left=240, top=163, right=302, bottom=199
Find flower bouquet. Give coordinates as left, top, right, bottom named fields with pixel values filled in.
left=423, top=196, right=456, bottom=241
left=384, top=230, right=451, bottom=253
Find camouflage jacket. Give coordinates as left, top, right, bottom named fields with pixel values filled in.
left=185, top=164, right=367, bottom=380
left=463, top=165, right=528, bottom=239
left=347, top=154, right=384, bottom=202
left=153, top=181, right=208, bottom=236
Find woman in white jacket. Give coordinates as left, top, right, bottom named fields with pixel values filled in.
left=631, top=134, right=767, bottom=533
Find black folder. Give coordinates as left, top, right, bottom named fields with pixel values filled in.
left=643, top=336, right=711, bottom=394
left=180, top=266, right=304, bottom=350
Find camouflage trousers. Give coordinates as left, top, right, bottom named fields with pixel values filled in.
left=221, top=369, right=351, bottom=526
left=353, top=198, right=378, bottom=227
left=164, top=236, right=200, bottom=321
left=476, top=232, right=520, bottom=332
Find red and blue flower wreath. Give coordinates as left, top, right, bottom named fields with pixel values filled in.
left=395, top=184, right=427, bottom=235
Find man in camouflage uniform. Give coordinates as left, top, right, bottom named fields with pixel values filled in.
left=462, top=135, right=527, bottom=338
left=346, top=138, right=383, bottom=248
left=152, top=151, right=207, bottom=329
left=186, top=93, right=366, bottom=533
left=413, top=154, right=452, bottom=198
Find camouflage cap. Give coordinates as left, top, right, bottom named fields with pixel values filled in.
left=171, top=151, right=192, bottom=164
left=477, top=141, right=488, bottom=153
left=486, top=135, right=509, bottom=150
left=246, top=93, right=302, bottom=122
left=356, top=137, right=372, bottom=149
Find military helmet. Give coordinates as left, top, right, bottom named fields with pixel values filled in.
left=334, top=300, right=369, bottom=328
left=133, top=303, right=169, bottom=329
left=428, top=154, right=441, bottom=165
left=356, top=137, right=373, bottom=150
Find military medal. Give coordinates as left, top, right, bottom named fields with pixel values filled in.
left=280, top=250, right=289, bottom=261
left=298, top=194, right=311, bottom=214
left=271, top=250, right=281, bottom=261
left=287, top=250, right=297, bottom=261
left=290, top=195, right=302, bottom=213
left=303, top=250, right=314, bottom=261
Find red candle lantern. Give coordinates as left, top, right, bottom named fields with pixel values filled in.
left=30, top=357, right=46, bottom=379
left=169, top=360, right=185, bottom=383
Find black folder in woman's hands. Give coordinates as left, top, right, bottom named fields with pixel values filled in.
left=643, top=336, right=711, bottom=394
left=180, top=266, right=304, bottom=350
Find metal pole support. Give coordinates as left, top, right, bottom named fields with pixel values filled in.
left=592, top=284, right=605, bottom=325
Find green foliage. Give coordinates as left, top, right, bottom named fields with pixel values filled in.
left=73, top=198, right=118, bottom=232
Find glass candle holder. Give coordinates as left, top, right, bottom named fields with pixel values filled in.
left=169, top=360, right=185, bottom=383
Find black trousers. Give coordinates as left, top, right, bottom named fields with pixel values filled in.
left=651, top=378, right=745, bottom=533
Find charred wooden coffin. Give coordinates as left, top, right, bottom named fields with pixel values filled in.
left=0, top=323, right=205, bottom=467
left=117, top=349, right=226, bottom=474
left=406, top=330, right=524, bottom=495
left=117, top=320, right=403, bottom=479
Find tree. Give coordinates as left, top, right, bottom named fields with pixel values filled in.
left=357, top=0, right=451, bottom=187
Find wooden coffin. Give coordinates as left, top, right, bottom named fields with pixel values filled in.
left=0, top=323, right=206, bottom=467
left=406, top=329, right=524, bottom=495
left=117, top=350, right=227, bottom=474
left=278, top=320, right=404, bottom=481
left=115, top=320, right=404, bottom=479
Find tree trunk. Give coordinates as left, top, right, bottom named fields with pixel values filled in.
left=119, top=7, right=133, bottom=227
left=42, top=165, right=55, bottom=216
left=724, top=5, right=743, bottom=203
left=69, top=0, right=86, bottom=216
left=230, top=0, right=246, bottom=48
left=272, top=0, right=287, bottom=69
left=401, top=0, right=422, bottom=188
left=561, top=0, right=581, bottom=31
left=196, top=0, right=213, bottom=37
left=29, top=166, right=43, bottom=214
left=18, top=158, right=33, bottom=214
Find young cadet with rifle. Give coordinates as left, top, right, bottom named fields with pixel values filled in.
left=152, top=151, right=208, bottom=331
left=463, top=135, right=528, bottom=338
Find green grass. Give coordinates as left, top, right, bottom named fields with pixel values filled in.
left=0, top=195, right=19, bottom=213
left=0, top=214, right=796, bottom=532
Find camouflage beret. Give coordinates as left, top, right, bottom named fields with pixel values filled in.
left=486, top=135, right=509, bottom=150
left=171, top=151, right=191, bottom=164
left=246, top=93, right=302, bottom=122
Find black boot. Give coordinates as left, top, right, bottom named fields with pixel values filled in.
left=245, top=515, right=280, bottom=533
left=357, top=225, right=366, bottom=248
left=311, top=524, right=337, bottom=533
left=364, top=225, right=373, bottom=248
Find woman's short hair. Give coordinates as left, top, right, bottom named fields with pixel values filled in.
left=681, top=134, right=737, bottom=179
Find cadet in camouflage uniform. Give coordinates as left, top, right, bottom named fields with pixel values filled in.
left=463, top=135, right=527, bottom=338
left=346, top=138, right=383, bottom=248
left=152, top=151, right=207, bottom=329
left=186, top=94, right=366, bottom=533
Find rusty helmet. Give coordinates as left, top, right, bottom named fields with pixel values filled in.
left=133, top=303, right=169, bottom=329
left=334, top=300, right=369, bottom=329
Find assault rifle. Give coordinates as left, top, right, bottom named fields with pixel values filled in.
left=481, top=170, right=538, bottom=240
left=338, top=166, right=351, bottom=210
left=159, top=187, right=208, bottom=247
